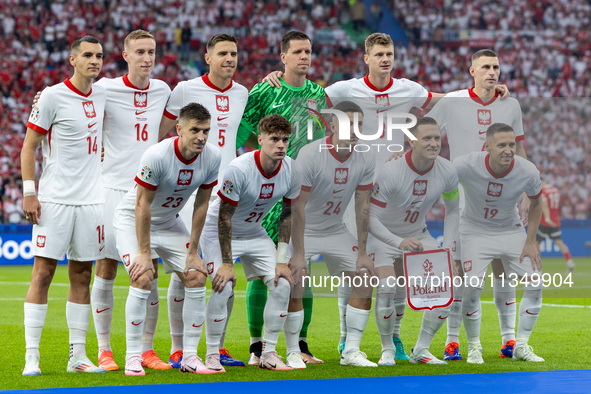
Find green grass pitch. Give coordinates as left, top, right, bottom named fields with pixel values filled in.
left=1, top=257, right=590, bottom=390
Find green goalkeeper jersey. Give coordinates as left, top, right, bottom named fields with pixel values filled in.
left=236, top=77, right=328, bottom=243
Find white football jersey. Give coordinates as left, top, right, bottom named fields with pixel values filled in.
left=164, top=74, right=248, bottom=193
left=427, top=88, right=524, bottom=160
left=97, top=74, right=171, bottom=191
left=27, top=79, right=106, bottom=205
left=116, top=137, right=221, bottom=229
left=206, top=150, right=301, bottom=238
left=454, top=152, right=542, bottom=234
left=371, top=151, right=458, bottom=238
left=297, top=135, right=374, bottom=234
left=326, top=75, right=431, bottom=172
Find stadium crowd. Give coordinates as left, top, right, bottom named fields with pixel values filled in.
left=1, top=0, right=589, bottom=223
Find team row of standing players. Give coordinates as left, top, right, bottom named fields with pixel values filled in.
left=21, top=29, right=543, bottom=376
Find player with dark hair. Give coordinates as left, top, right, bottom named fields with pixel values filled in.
left=114, top=103, right=221, bottom=376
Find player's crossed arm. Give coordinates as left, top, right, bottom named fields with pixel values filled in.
left=213, top=200, right=238, bottom=293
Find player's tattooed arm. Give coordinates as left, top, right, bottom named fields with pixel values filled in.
left=218, top=200, right=237, bottom=265
left=355, top=189, right=376, bottom=276
left=277, top=200, right=293, bottom=245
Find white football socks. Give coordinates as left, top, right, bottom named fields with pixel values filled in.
left=205, top=284, right=232, bottom=355
left=446, top=279, right=464, bottom=345
left=494, top=278, right=516, bottom=344
left=415, top=307, right=450, bottom=352
left=462, top=284, right=484, bottom=349
left=91, top=275, right=115, bottom=352
left=183, top=287, right=206, bottom=358
left=343, top=305, right=370, bottom=354
left=125, top=287, right=150, bottom=361
left=284, top=310, right=304, bottom=355
left=516, top=280, right=543, bottom=346
left=141, top=279, right=159, bottom=354
left=337, top=281, right=352, bottom=339
left=167, top=274, right=185, bottom=354
left=261, top=276, right=290, bottom=355
left=66, top=302, right=90, bottom=359
left=24, top=303, right=48, bottom=359
left=220, top=290, right=235, bottom=349
left=375, top=278, right=396, bottom=351
left=393, top=283, right=406, bottom=338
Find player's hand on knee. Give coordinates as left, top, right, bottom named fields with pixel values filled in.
left=399, top=238, right=423, bottom=252
left=520, top=242, right=542, bottom=272
left=129, top=253, right=155, bottom=282
left=386, top=151, right=405, bottom=162
left=288, top=256, right=309, bottom=289
left=275, top=263, right=292, bottom=286
left=495, top=84, right=511, bottom=99
left=262, top=71, right=283, bottom=88
left=23, top=195, right=42, bottom=225
left=183, top=252, right=208, bottom=277
left=356, top=253, right=376, bottom=278
left=212, top=263, right=236, bottom=293
left=452, top=259, right=462, bottom=277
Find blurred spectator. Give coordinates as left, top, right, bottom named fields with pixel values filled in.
left=370, top=0, right=383, bottom=31
left=351, top=0, right=368, bottom=32
left=180, top=21, right=192, bottom=62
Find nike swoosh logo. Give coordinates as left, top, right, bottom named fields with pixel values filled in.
left=376, top=108, right=390, bottom=113
left=217, top=116, right=228, bottom=121
left=384, top=311, right=394, bottom=319
left=333, top=189, right=344, bottom=194
left=478, top=130, right=486, bottom=134
left=526, top=309, right=539, bottom=315
left=506, top=301, right=516, bottom=305
left=151, top=301, right=159, bottom=306
left=279, top=314, right=287, bottom=318
left=96, top=308, right=109, bottom=313
left=214, top=317, right=226, bottom=322
left=268, top=363, right=277, bottom=368
left=438, top=315, right=447, bottom=320
left=174, top=297, right=184, bottom=302
left=135, top=110, right=146, bottom=115
left=272, top=104, right=284, bottom=108
left=256, top=203, right=266, bottom=207
left=174, top=189, right=187, bottom=192
left=396, top=313, right=404, bottom=317
left=131, top=320, right=143, bottom=326
left=411, top=201, right=422, bottom=205
left=185, top=365, right=197, bottom=372
left=192, top=322, right=204, bottom=327
left=467, top=310, right=478, bottom=316
left=88, top=122, right=97, bottom=128
left=485, top=199, right=496, bottom=202
left=99, top=246, right=105, bottom=251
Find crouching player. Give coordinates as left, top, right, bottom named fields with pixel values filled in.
left=455, top=123, right=544, bottom=364
left=202, top=114, right=301, bottom=371
left=288, top=101, right=376, bottom=367
left=369, top=117, right=460, bottom=365
left=114, top=103, right=221, bottom=375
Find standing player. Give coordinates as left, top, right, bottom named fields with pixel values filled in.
left=158, top=33, right=248, bottom=368
left=114, top=103, right=221, bottom=376
left=454, top=123, right=544, bottom=364
left=535, top=180, right=575, bottom=271
left=202, top=114, right=300, bottom=371
left=236, top=31, right=328, bottom=365
left=427, top=49, right=527, bottom=360
left=21, top=36, right=107, bottom=376
left=289, top=101, right=376, bottom=367
left=90, top=29, right=172, bottom=372
left=369, top=117, right=459, bottom=365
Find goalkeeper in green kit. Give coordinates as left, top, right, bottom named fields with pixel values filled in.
left=236, top=31, right=328, bottom=365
